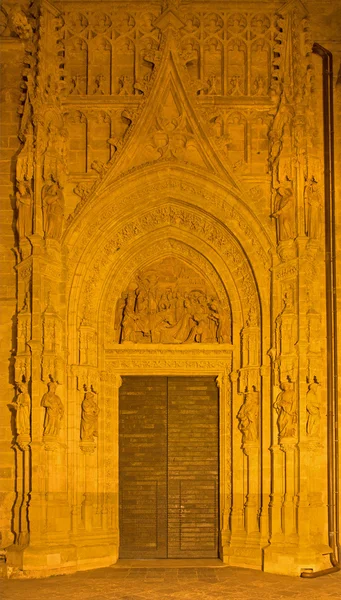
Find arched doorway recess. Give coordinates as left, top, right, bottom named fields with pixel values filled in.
left=64, top=164, right=271, bottom=570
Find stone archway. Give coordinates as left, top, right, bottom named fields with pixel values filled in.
left=64, top=171, right=268, bottom=570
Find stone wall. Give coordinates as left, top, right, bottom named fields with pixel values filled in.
left=0, top=0, right=340, bottom=578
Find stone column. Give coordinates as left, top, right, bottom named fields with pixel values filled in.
left=216, top=372, right=231, bottom=555
left=242, top=442, right=259, bottom=535
left=111, top=374, right=122, bottom=546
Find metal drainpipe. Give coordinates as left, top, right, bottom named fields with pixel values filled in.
left=301, top=44, right=340, bottom=578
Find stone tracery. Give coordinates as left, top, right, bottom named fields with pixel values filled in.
left=0, top=0, right=335, bottom=582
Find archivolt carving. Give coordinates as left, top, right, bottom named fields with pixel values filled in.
left=65, top=176, right=271, bottom=278
left=77, top=204, right=258, bottom=330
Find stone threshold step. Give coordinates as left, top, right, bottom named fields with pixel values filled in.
left=112, top=559, right=226, bottom=569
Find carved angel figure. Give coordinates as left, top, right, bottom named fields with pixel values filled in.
left=306, top=381, right=321, bottom=437
left=16, top=181, right=33, bottom=239
left=237, top=388, right=259, bottom=442
left=12, top=382, right=31, bottom=436
left=41, top=377, right=64, bottom=437
left=274, top=381, right=297, bottom=438
left=80, top=390, right=100, bottom=442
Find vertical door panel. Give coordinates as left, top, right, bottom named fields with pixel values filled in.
left=167, top=376, right=219, bottom=558
left=119, top=376, right=167, bottom=558
left=119, top=376, right=219, bottom=558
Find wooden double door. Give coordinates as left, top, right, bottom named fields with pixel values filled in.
left=119, top=376, right=219, bottom=558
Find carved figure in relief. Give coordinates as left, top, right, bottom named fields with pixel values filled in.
left=118, top=75, right=134, bottom=96
left=16, top=181, right=33, bottom=239
left=8, top=6, right=32, bottom=39
left=91, top=160, right=108, bottom=177
left=42, top=124, right=69, bottom=187
left=208, top=299, right=231, bottom=343
left=183, top=17, right=199, bottom=34
left=12, top=381, right=31, bottom=436
left=237, top=387, right=259, bottom=442
left=70, top=75, right=82, bottom=95
left=74, top=182, right=91, bottom=201
left=205, top=14, right=223, bottom=34
left=41, top=376, right=64, bottom=437
left=207, top=74, right=219, bottom=95
left=272, top=186, right=295, bottom=242
left=306, top=381, right=321, bottom=437
left=227, top=13, right=247, bottom=35
left=142, top=13, right=156, bottom=33
left=117, top=13, right=135, bottom=33
left=274, top=381, right=297, bottom=438
left=181, top=41, right=199, bottom=66
left=117, top=289, right=230, bottom=345
left=306, top=178, right=322, bottom=239
left=228, top=76, right=243, bottom=96
left=121, top=291, right=139, bottom=343
left=93, top=74, right=105, bottom=95
left=80, top=389, right=100, bottom=442
left=16, top=126, right=34, bottom=183
left=252, top=75, right=267, bottom=96
left=42, top=181, right=64, bottom=240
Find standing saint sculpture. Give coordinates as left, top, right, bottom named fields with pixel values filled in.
left=306, top=178, right=322, bottom=239
left=16, top=181, right=33, bottom=239
left=80, top=388, right=100, bottom=442
left=41, top=376, right=64, bottom=438
left=306, top=381, right=321, bottom=437
left=237, top=387, right=259, bottom=442
left=42, top=180, right=64, bottom=240
left=274, top=381, right=297, bottom=438
left=12, top=381, right=31, bottom=438
left=272, top=185, right=295, bottom=242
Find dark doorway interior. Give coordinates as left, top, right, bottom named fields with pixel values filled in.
left=119, top=376, right=219, bottom=558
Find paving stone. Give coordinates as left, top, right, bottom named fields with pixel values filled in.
left=2, top=566, right=341, bottom=600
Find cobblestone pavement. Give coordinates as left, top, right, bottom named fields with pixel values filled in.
left=2, top=562, right=341, bottom=600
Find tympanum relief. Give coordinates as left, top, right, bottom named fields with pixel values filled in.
left=114, top=257, right=231, bottom=344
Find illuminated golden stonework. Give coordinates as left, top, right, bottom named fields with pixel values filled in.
left=0, top=0, right=340, bottom=580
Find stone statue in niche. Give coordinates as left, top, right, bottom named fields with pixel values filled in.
left=306, top=380, right=321, bottom=437
left=16, top=181, right=33, bottom=240
left=93, top=74, right=105, bottom=95
left=115, top=258, right=231, bottom=344
left=42, top=180, right=64, bottom=240
left=12, top=381, right=31, bottom=437
left=80, top=387, right=100, bottom=442
left=41, top=376, right=64, bottom=438
left=237, top=387, right=259, bottom=442
left=118, top=75, right=134, bottom=96
left=16, top=125, right=34, bottom=183
left=274, top=381, right=297, bottom=438
left=305, top=178, right=322, bottom=239
left=43, top=124, right=69, bottom=185
left=271, top=185, right=295, bottom=242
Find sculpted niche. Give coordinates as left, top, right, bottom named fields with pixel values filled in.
left=114, top=257, right=231, bottom=344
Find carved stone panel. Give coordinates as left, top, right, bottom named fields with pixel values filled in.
left=114, top=256, right=231, bottom=345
